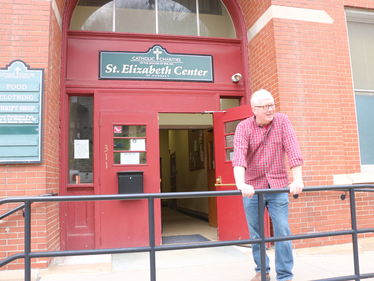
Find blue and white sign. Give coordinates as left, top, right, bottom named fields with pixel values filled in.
left=100, top=45, right=213, bottom=82
left=0, top=60, right=44, bottom=163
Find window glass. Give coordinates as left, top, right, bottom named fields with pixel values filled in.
left=355, top=92, right=374, bottom=164
left=70, top=0, right=236, bottom=38
left=224, top=119, right=242, bottom=161
left=347, top=14, right=374, bottom=165
left=199, top=0, right=235, bottom=38
left=225, top=134, right=233, bottom=147
left=225, top=148, right=233, bottom=161
left=224, top=120, right=240, bottom=134
left=220, top=98, right=240, bottom=110
left=347, top=21, right=374, bottom=89
left=114, top=125, right=146, bottom=137
left=158, top=0, right=198, bottom=36
left=115, top=0, right=156, bottom=33
left=113, top=125, right=147, bottom=165
left=68, top=96, right=93, bottom=184
left=71, top=0, right=114, bottom=32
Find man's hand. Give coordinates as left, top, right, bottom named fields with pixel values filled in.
left=233, top=166, right=255, bottom=197
left=237, top=183, right=255, bottom=198
left=289, top=180, right=304, bottom=195
left=289, top=165, right=304, bottom=195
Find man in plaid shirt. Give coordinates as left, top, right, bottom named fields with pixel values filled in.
left=232, top=89, right=304, bottom=281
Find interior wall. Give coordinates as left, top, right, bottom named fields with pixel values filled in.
left=161, top=129, right=209, bottom=216
left=160, top=130, right=171, bottom=193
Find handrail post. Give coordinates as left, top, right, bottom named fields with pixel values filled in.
left=24, top=201, right=31, bottom=281
left=148, top=197, right=156, bottom=281
left=258, top=192, right=267, bottom=281
left=349, top=188, right=360, bottom=281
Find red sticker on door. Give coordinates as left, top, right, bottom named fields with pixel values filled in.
left=114, top=126, right=122, bottom=134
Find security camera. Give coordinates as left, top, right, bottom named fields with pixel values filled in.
left=231, top=73, right=242, bottom=83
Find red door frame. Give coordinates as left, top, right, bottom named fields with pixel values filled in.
left=61, top=91, right=256, bottom=249
left=59, top=0, right=251, bottom=250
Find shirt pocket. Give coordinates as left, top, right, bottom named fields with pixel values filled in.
left=269, top=129, right=282, bottom=145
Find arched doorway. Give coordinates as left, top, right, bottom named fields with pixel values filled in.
left=60, top=0, right=249, bottom=250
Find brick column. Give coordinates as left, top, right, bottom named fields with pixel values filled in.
left=0, top=0, right=64, bottom=270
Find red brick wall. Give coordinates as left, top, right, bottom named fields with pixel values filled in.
left=238, top=0, right=272, bottom=28
left=0, top=0, right=63, bottom=270
left=247, top=22, right=280, bottom=101
left=237, top=0, right=373, bottom=248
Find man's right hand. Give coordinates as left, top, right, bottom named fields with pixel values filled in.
left=236, top=183, right=255, bottom=198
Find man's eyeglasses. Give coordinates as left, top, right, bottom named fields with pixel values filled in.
left=254, top=104, right=276, bottom=111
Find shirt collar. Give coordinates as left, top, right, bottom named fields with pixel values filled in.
left=252, top=115, right=274, bottom=128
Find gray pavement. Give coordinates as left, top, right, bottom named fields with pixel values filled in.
left=1, top=237, right=374, bottom=281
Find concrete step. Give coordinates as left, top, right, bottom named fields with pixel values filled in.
left=38, top=246, right=251, bottom=281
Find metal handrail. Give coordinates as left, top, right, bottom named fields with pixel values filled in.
left=0, top=193, right=57, bottom=220
left=0, top=203, right=25, bottom=220
left=0, top=185, right=374, bottom=281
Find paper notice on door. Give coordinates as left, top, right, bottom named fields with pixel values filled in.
left=121, top=152, right=140, bottom=164
left=74, top=139, right=89, bottom=159
left=130, top=139, right=146, bottom=151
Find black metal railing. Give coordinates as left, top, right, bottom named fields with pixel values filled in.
left=0, top=193, right=57, bottom=221
left=1, top=185, right=374, bottom=281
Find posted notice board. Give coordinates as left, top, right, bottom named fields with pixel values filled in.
left=0, top=60, right=44, bottom=163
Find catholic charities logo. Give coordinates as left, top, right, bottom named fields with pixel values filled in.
left=100, top=45, right=213, bottom=82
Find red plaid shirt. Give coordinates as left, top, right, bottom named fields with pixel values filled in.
left=232, top=113, right=303, bottom=190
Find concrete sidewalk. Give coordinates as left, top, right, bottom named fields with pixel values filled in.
left=1, top=238, right=374, bottom=281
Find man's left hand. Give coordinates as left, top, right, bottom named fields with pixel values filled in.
left=289, top=180, right=304, bottom=195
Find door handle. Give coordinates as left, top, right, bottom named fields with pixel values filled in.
left=214, top=176, right=235, bottom=187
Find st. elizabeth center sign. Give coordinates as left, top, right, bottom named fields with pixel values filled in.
left=99, top=45, right=213, bottom=82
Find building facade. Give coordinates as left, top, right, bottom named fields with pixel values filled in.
left=1, top=0, right=373, bottom=270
